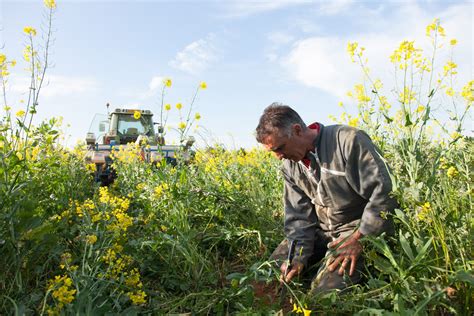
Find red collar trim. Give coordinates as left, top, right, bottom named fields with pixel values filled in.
left=301, top=123, right=320, bottom=168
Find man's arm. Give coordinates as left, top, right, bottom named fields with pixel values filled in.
left=281, top=165, right=319, bottom=281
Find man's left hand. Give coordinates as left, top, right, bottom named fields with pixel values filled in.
left=327, top=230, right=363, bottom=276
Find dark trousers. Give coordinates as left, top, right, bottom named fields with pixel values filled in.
left=270, top=238, right=364, bottom=294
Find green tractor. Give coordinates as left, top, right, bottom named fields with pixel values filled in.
left=85, top=105, right=194, bottom=185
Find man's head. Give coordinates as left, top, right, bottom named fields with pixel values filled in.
left=256, top=103, right=315, bottom=161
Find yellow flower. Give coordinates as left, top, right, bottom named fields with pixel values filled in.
left=44, top=0, right=57, bottom=9
left=199, top=81, right=207, bottom=89
left=23, top=26, right=37, bottom=36
left=445, top=87, right=455, bottom=96
left=450, top=39, right=457, bottom=46
left=443, top=61, right=458, bottom=76
left=164, top=103, right=171, bottom=111
left=86, top=235, right=98, bottom=245
left=133, top=111, right=141, bottom=120
left=415, top=105, right=425, bottom=113
left=451, top=131, right=461, bottom=139
left=461, top=80, right=473, bottom=103
left=0, top=54, right=6, bottom=64
left=417, top=202, right=431, bottom=221
left=347, top=42, right=358, bottom=62
left=348, top=117, right=359, bottom=127
left=303, top=308, right=312, bottom=316
left=176, top=103, right=182, bottom=110
left=16, top=110, right=26, bottom=117
left=128, top=290, right=147, bottom=305
left=16, top=152, right=23, bottom=160
left=178, top=122, right=186, bottom=129
left=399, top=87, right=415, bottom=104
left=447, top=166, right=458, bottom=178
left=354, top=84, right=370, bottom=103
left=195, top=112, right=201, bottom=120
left=163, top=78, right=172, bottom=87
left=85, top=163, right=96, bottom=172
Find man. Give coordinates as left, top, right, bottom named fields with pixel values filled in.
left=256, top=103, right=397, bottom=293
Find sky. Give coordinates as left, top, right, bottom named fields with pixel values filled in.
left=1, top=0, right=472, bottom=149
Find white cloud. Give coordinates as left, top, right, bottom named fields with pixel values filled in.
left=281, top=2, right=472, bottom=100
left=149, top=76, right=164, bottom=92
left=222, top=0, right=311, bottom=17
left=282, top=37, right=359, bottom=98
left=136, top=76, right=165, bottom=99
left=9, top=74, right=98, bottom=97
left=170, top=34, right=218, bottom=75
left=317, top=0, right=354, bottom=15
left=268, top=31, right=294, bottom=45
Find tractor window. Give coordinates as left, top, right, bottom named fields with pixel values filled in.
left=117, top=114, right=153, bottom=136
left=88, top=113, right=109, bottom=141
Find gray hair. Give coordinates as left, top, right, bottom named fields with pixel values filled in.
left=255, top=103, right=307, bottom=143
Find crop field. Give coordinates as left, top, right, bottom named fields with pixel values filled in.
left=0, top=1, right=472, bottom=315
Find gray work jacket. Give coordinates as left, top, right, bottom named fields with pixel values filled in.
left=282, top=124, right=397, bottom=266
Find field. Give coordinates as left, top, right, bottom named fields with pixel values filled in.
left=0, top=1, right=472, bottom=315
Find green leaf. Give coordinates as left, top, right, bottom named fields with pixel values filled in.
left=454, top=270, right=474, bottom=286
left=404, top=113, right=412, bottom=127
left=399, top=231, right=414, bottom=261
left=414, top=237, right=433, bottom=263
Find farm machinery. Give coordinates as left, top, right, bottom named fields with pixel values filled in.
left=85, top=104, right=194, bottom=185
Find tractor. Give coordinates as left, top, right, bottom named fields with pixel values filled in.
left=85, top=104, right=194, bottom=185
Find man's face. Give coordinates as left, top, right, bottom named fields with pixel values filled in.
left=262, top=125, right=307, bottom=161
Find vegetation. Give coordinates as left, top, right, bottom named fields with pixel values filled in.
left=0, top=1, right=472, bottom=315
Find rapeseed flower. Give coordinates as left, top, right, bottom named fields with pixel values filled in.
left=354, top=84, right=370, bottom=103
left=461, top=80, right=473, bottom=103
left=443, top=61, right=458, bottom=76
left=450, top=39, right=457, bottom=46
left=199, top=81, right=207, bottom=89
left=85, top=163, right=96, bottom=172
left=23, top=26, right=37, bottom=36
left=165, top=103, right=171, bottom=111
left=426, top=18, right=445, bottom=37
left=348, top=117, right=359, bottom=127
left=44, top=0, right=57, bottom=9
left=178, top=122, right=186, bottom=129
left=445, top=87, right=455, bottom=97
left=128, top=290, right=147, bottom=305
left=447, top=166, right=458, bottom=178
left=176, top=103, right=182, bottom=110
left=163, top=78, right=172, bottom=87
left=133, top=111, right=141, bottom=120
left=417, top=202, right=431, bottom=221
left=16, top=110, right=26, bottom=117
left=195, top=112, right=201, bottom=120
left=86, top=235, right=98, bottom=245
left=47, top=275, right=76, bottom=308
left=347, top=42, right=358, bottom=62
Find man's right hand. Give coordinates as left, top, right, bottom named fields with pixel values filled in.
left=279, top=261, right=304, bottom=283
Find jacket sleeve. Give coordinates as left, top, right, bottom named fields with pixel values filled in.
left=341, top=129, right=397, bottom=236
left=282, top=165, right=319, bottom=267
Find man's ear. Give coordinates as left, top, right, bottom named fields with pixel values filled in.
left=293, top=124, right=302, bottom=136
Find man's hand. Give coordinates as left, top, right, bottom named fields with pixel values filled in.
left=327, top=230, right=363, bottom=276
left=280, top=261, right=304, bottom=283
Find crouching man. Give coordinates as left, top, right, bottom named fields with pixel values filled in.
left=256, top=103, right=397, bottom=293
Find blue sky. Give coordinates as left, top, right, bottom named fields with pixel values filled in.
left=1, top=0, right=472, bottom=148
